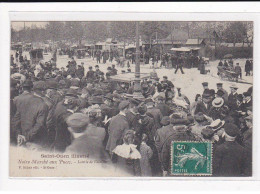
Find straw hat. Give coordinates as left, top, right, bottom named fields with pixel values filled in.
left=212, top=97, right=224, bottom=108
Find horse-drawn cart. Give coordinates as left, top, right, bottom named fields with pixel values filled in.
left=218, top=66, right=238, bottom=82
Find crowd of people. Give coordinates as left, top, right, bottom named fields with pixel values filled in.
left=10, top=49, right=252, bottom=177
left=71, top=48, right=207, bottom=74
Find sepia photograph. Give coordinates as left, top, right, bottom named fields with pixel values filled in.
left=9, top=20, right=253, bottom=177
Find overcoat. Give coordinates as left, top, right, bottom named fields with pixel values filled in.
left=12, top=94, right=48, bottom=146
left=213, top=141, right=250, bottom=176
left=194, top=101, right=212, bottom=116
left=140, top=142, right=153, bottom=176
left=146, top=107, right=163, bottom=130
left=106, top=113, right=129, bottom=153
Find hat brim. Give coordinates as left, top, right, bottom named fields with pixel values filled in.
left=212, top=99, right=224, bottom=108
left=210, top=121, right=225, bottom=131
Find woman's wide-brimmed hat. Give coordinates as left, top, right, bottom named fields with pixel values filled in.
left=212, top=97, right=224, bottom=108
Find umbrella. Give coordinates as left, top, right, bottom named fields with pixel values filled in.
left=223, top=54, right=233, bottom=59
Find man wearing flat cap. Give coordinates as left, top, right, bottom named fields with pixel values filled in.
left=65, top=113, right=110, bottom=161
left=13, top=81, right=49, bottom=149
left=213, top=123, right=251, bottom=176
left=106, top=100, right=130, bottom=156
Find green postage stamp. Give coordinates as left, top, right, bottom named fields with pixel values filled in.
left=171, top=141, right=212, bottom=176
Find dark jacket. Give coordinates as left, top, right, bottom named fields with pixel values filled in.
left=86, top=70, right=95, bottom=81
left=194, top=101, right=212, bottom=116
left=76, top=66, right=85, bottom=79
left=106, top=113, right=129, bottom=153
left=53, top=101, right=73, bottom=152
left=12, top=93, right=48, bottom=146
left=146, top=107, right=163, bottom=130
left=213, top=141, right=251, bottom=176
left=42, top=96, right=56, bottom=145
left=156, top=103, right=172, bottom=116
left=208, top=105, right=229, bottom=120
left=228, top=93, right=238, bottom=111
left=245, top=60, right=251, bottom=72
left=155, top=124, right=197, bottom=171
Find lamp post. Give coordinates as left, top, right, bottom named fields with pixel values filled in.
left=133, top=21, right=144, bottom=100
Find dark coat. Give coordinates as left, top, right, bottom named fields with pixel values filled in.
left=208, top=105, right=229, bottom=120
left=53, top=101, right=73, bottom=152
left=154, top=124, right=197, bottom=171
left=156, top=103, right=172, bottom=116
left=140, top=142, right=153, bottom=176
left=42, top=96, right=56, bottom=145
left=12, top=93, right=48, bottom=146
left=146, top=107, right=163, bottom=129
left=76, top=66, right=85, bottom=79
left=101, top=104, right=119, bottom=120
left=106, top=113, right=129, bottom=153
left=234, top=66, right=242, bottom=74
left=245, top=60, right=251, bottom=72
left=194, top=101, right=212, bottom=116
left=126, top=110, right=141, bottom=133
left=86, top=70, right=95, bottom=81
left=228, top=93, right=238, bottom=111
left=218, top=88, right=228, bottom=103
left=213, top=141, right=251, bottom=176
left=139, top=115, right=156, bottom=144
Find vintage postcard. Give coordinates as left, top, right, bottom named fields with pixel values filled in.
left=9, top=19, right=253, bottom=177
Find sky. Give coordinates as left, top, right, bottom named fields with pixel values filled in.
left=11, top=22, right=48, bottom=30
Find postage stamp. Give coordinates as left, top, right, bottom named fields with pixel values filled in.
left=171, top=141, right=212, bottom=176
